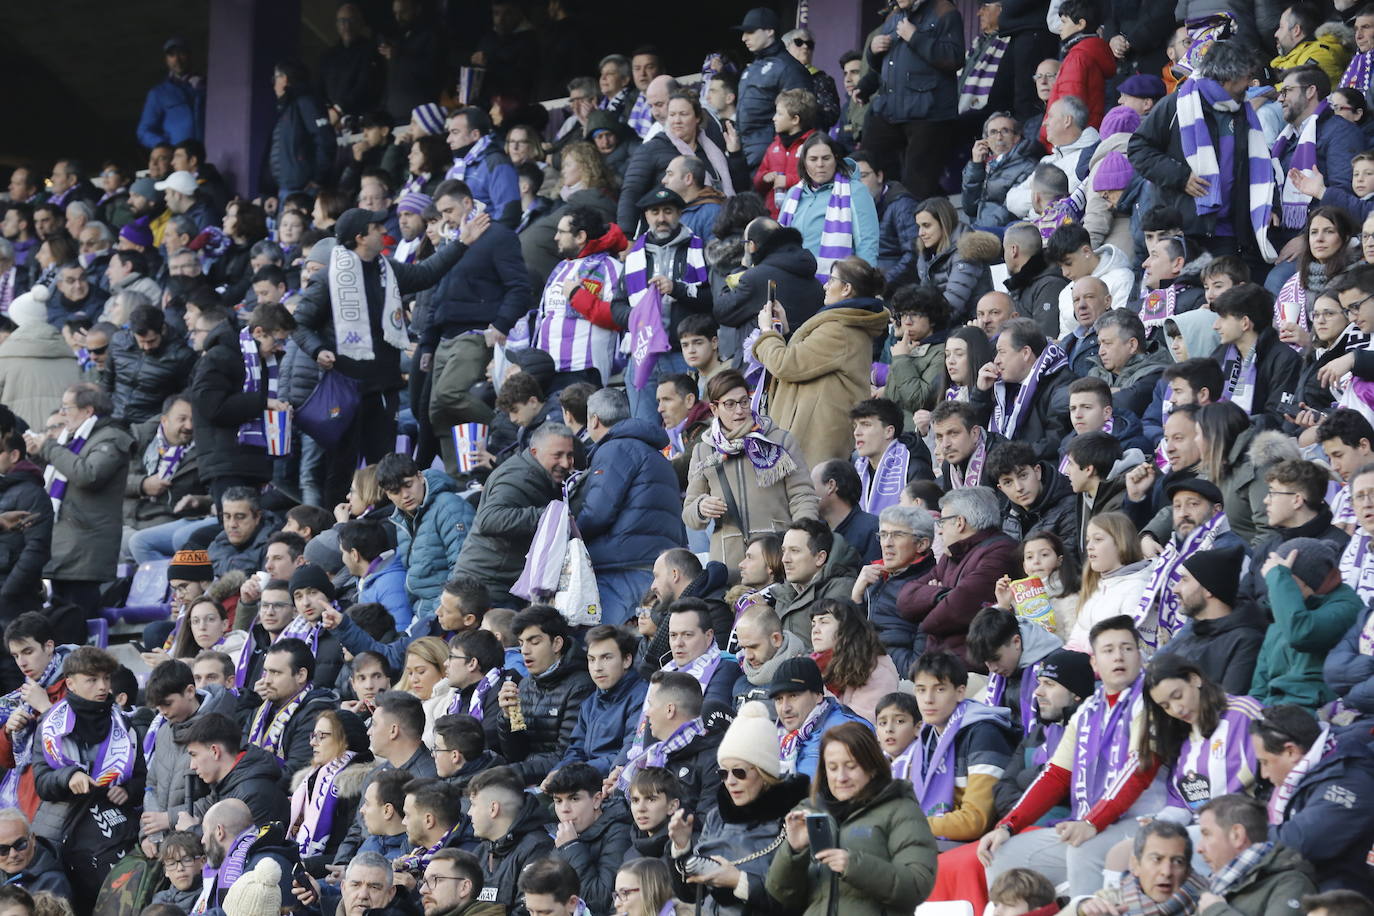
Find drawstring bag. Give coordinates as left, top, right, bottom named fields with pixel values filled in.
left=295, top=370, right=360, bottom=449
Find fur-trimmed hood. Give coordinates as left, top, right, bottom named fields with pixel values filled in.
left=714, top=774, right=811, bottom=825
left=1248, top=429, right=1303, bottom=469
left=289, top=758, right=379, bottom=797
left=209, top=569, right=247, bottom=604
left=706, top=233, right=745, bottom=269
left=956, top=229, right=1004, bottom=265
left=1174, top=249, right=1215, bottom=287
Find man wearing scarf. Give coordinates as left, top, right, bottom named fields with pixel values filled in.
left=442, top=107, right=518, bottom=221
left=1067, top=821, right=1207, bottom=916
left=968, top=607, right=1064, bottom=739
left=194, top=799, right=300, bottom=915
left=982, top=616, right=1165, bottom=896
left=627, top=602, right=739, bottom=753
left=932, top=401, right=1004, bottom=491
left=615, top=671, right=725, bottom=817
left=1335, top=461, right=1374, bottom=605
left=243, top=639, right=337, bottom=785
left=394, top=780, right=464, bottom=881
left=31, top=647, right=143, bottom=899
left=850, top=398, right=932, bottom=517
left=1195, top=794, right=1316, bottom=916
left=1248, top=705, right=1374, bottom=897
left=535, top=208, right=628, bottom=389
left=124, top=393, right=210, bottom=555
left=0, top=616, right=72, bottom=816
left=767, top=657, right=868, bottom=780
left=971, top=318, right=1073, bottom=463
left=1341, top=8, right=1374, bottom=108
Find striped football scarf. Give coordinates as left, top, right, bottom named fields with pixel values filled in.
left=778, top=172, right=855, bottom=282
left=43, top=414, right=97, bottom=515
left=1273, top=102, right=1327, bottom=230
left=958, top=34, right=1010, bottom=114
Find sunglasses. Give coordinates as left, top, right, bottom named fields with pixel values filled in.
left=793, top=38, right=815, bottom=48
left=0, top=837, right=29, bottom=857
left=88, top=345, right=108, bottom=355
left=716, top=766, right=752, bottom=782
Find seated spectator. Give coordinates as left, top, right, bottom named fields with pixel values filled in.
left=286, top=709, right=373, bottom=866
left=1253, top=537, right=1362, bottom=709
left=338, top=518, right=411, bottom=631
left=403, top=637, right=448, bottom=705
left=896, top=487, right=1018, bottom=667
left=433, top=714, right=504, bottom=799
left=426, top=629, right=509, bottom=750
left=637, top=550, right=733, bottom=676
left=986, top=440, right=1078, bottom=555
left=853, top=505, right=937, bottom=679
left=615, top=671, right=725, bottom=817
left=884, top=287, right=952, bottom=416
left=970, top=318, right=1074, bottom=463
left=356, top=768, right=410, bottom=862
left=195, top=798, right=299, bottom=912
left=1249, top=705, right=1374, bottom=896
left=1060, top=376, right=1152, bottom=477
left=394, top=778, right=464, bottom=879
left=1068, top=513, right=1153, bottom=650
left=545, top=763, right=632, bottom=915
left=208, top=486, right=276, bottom=577
left=149, top=831, right=204, bottom=911
left=1302, top=892, right=1374, bottom=916
left=1065, top=431, right=1140, bottom=551
left=1090, top=310, right=1169, bottom=417
left=1154, top=545, right=1265, bottom=695
left=553, top=624, right=647, bottom=778
left=813, top=460, right=879, bottom=563
left=466, top=766, right=557, bottom=910
left=516, top=856, right=585, bottom=916
left=931, top=400, right=1002, bottom=491
left=731, top=604, right=809, bottom=711
left=124, top=393, right=211, bottom=563
left=183, top=712, right=289, bottom=828
left=963, top=113, right=1037, bottom=231
left=768, top=656, right=868, bottom=779
left=282, top=565, right=346, bottom=685
left=808, top=598, right=897, bottom=724
left=1006, top=97, right=1103, bottom=220
left=376, top=452, right=475, bottom=622
left=773, top=518, right=860, bottom=646
left=987, top=870, right=1059, bottom=916
left=1196, top=794, right=1318, bottom=916
left=981, top=616, right=1164, bottom=897
left=1046, top=224, right=1135, bottom=338
left=1239, top=459, right=1349, bottom=616
left=415, top=848, right=487, bottom=916
left=967, top=606, right=1065, bottom=737
left=1065, top=820, right=1207, bottom=916
left=0, top=808, right=70, bottom=897
left=1209, top=284, right=1303, bottom=432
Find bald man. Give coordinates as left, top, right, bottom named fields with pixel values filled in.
left=975, top=292, right=1018, bottom=338
left=731, top=604, right=808, bottom=709
left=197, top=799, right=301, bottom=912
left=1060, top=277, right=1111, bottom=377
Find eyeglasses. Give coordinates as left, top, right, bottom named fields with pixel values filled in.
left=877, top=530, right=914, bottom=543
left=1343, top=292, right=1374, bottom=315
left=713, top=397, right=750, bottom=411
left=1033, top=72, right=1057, bottom=81
left=87, top=345, right=108, bottom=355
left=1264, top=489, right=1299, bottom=498
left=1331, top=104, right=1357, bottom=115
left=716, top=765, right=752, bottom=781
left=448, top=654, right=471, bottom=663
left=308, top=731, right=336, bottom=742
left=935, top=515, right=962, bottom=527
left=1353, top=488, right=1374, bottom=506
left=612, top=888, right=641, bottom=902
left=260, top=601, right=294, bottom=612
left=0, top=838, right=29, bottom=857
left=162, top=855, right=201, bottom=871
left=418, top=875, right=465, bottom=891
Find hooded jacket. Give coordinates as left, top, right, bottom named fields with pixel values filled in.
left=137, top=73, right=206, bottom=149
left=1066, top=559, right=1153, bottom=652
left=1006, top=253, right=1070, bottom=339
left=1222, top=429, right=1301, bottom=548
left=916, top=701, right=1017, bottom=841
left=755, top=298, right=891, bottom=467
left=0, top=321, right=81, bottom=431
left=773, top=534, right=863, bottom=646
left=455, top=448, right=561, bottom=598
left=144, top=684, right=239, bottom=836
left=557, top=668, right=649, bottom=777
left=190, top=743, right=292, bottom=826
left=474, top=793, right=556, bottom=914
left=497, top=643, right=596, bottom=786
left=984, top=618, right=1064, bottom=731
left=1273, top=729, right=1374, bottom=897
left=1254, top=567, right=1362, bottom=709
left=37, top=415, right=135, bottom=583
left=571, top=418, right=686, bottom=572
left=0, top=461, right=53, bottom=607
left=1002, top=461, right=1079, bottom=554
left=1210, top=327, right=1305, bottom=432
left=392, top=469, right=475, bottom=618
left=1007, top=127, right=1103, bottom=220
left=713, top=226, right=825, bottom=359
left=963, top=145, right=1039, bottom=230
left=672, top=776, right=811, bottom=916
left=103, top=330, right=197, bottom=424
left=1154, top=602, right=1267, bottom=697
left=0, top=834, right=72, bottom=897
left=898, top=528, right=1021, bottom=668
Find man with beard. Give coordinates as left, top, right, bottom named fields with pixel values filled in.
left=606, top=187, right=713, bottom=424
left=730, top=604, right=808, bottom=710
left=656, top=373, right=711, bottom=490
left=193, top=799, right=299, bottom=912
left=242, top=638, right=337, bottom=784
left=1154, top=545, right=1266, bottom=695
left=535, top=207, right=629, bottom=389
left=853, top=504, right=936, bottom=677
left=124, top=394, right=209, bottom=560
left=637, top=548, right=732, bottom=678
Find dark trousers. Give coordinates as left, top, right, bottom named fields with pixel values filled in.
left=863, top=113, right=953, bottom=200
left=51, top=579, right=103, bottom=618
left=325, top=389, right=400, bottom=506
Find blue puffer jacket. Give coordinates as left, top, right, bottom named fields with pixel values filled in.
left=572, top=419, right=686, bottom=571
left=557, top=668, right=649, bottom=776
left=450, top=145, right=520, bottom=223
left=137, top=75, right=206, bottom=148
left=392, top=469, right=475, bottom=618
left=359, top=551, right=414, bottom=631
left=794, top=700, right=873, bottom=778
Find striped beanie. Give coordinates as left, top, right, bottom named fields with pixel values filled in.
left=397, top=192, right=432, bottom=215
left=412, top=102, right=447, bottom=136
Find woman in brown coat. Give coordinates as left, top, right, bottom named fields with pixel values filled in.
left=752, top=256, right=890, bottom=466
left=683, top=369, right=818, bottom=575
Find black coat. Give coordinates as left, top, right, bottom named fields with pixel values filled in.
left=319, top=39, right=383, bottom=116
left=969, top=366, right=1074, bottom=463
left=208, top=241, right=255, bottom=308
left=1209, top=326, right=1304, bottom=431
left=0, top=461, right=53, bottom=608
left=497, top=644, right=596, bottom=786
left=1005, top=255, right=1068, bottom=340
left=1002, top=461, right=1080, bottom=560
left=423, top=223, right=532, bottom=344
left=190, top=743, right=291, bottom=826
left=1153, top=602, right=1267, bottom=696
left=660, top=723, right=727, bottom=821
left=334, top=746, right=437, bottom=864
left=713, top=227, right=825, bottom=359
left=862, top=0, right=965, bottom=124
left=243, top=686, right=338, bottom=789
left=269, top=88, right=336, bottom=192
left=555, top=799, right=634, bottom=914
left=737, top=40, right=814, bottom=166
left=190, top=321, right=275, bottom=484
left=865, top=557, right=935, bottom=679
left=474, top=794, right=556, bottom=916
left=616, top=134, right=751, bottom=234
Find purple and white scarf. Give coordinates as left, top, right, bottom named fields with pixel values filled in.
left=246, top=685, right=312, bottom=764
left=703, top=414, right=797, bottom=488
left=623, top=231, right=708, bottom=387
left=193, top=827, right=259, bottom=914
left=1071, top=675, right=1144, bottom=820
left=890, top=739, right=919, bottom=782
left=236, top=328, right=278, bottom=449
left=150, top=425, right=188, bottom=480
left=289, top=751, right=358, bottom=857
left=947, top=427, right=988, bottom=488
left=278, top=613, right=322, bottom=654
left=856, top=439, right=910, bottom=514
left=43, top=414, right=97, bottom=515
left=1220, top=344, right=1259, bottom=413
left=395, top=823, right=458, bottom=874
left=1060, top=419, right=1114, bottom=475
left=1176, top=76, right=1277, bottom=261
left=986, top=663, right=1041, bottom=736
left=1268, top=722, right=1335, bottom=824
left=780, top=696, right=836, bottom=776
left=450, top=667, right=503, bottom=720
left=1273, top=102, right=1328, bottom=230
left=1275, top=273, right=1310, bottom=349
left=1134, top=510, right=1229, bottom=648
left=0, top=645, right=70, bottom=780
left=991, top=343, right=1067, bottom=438
left=913, top=701, right=970, bottom=820
left=40, top=699, right=136, bottom=787
left=627, top=92, right=654, bottom=138
left=444, top=134, right=492, bottom=183
left=778, top=173, right=855, bottom=282
left=1340, top=527, right=1374, bottom=605
left=1141, top=287, right=1182, bottom=329
left=0, top=267, right=15, bottom=315
left=618, top=716, right=706, bottom=790
left=1342, top=50, right=1374, bottom=94
left=958, top=34, right=1010, bottom=114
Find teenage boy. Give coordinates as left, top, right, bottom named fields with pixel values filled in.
left=850, top=397, right=933, bottom=515
left=903, top=651, right=1015, bottom=844
left=554, top=625, right=647, bottom=779
left=0, top=614, right=69, bottom=804
left=1210, top=284, right=1302, bottom=430
left=677, top=315, right=728, bottom=397
left=1316, top=408, right=1374, bottom=534
left=433, top=629, right=510, bottom=750
left=545, top=763, right=632, bottom=915
left=1042, top=0, right=1113, bottom=143
left=967, top=607, right=1065, bottom=737
left=626, top=766, right=682, bottom=859
left=1059, top=376, right=1149, bottom=469
left=986, top=440, right=1078, bottom=554
left=433, top=715, right=505, bottom=797
left=1045, top=224, right=1134, bottom=338
left=1064, top=431, right=1134, bottom=554
left=1199, top=256, right=1249, bottom=306
left=981, top=616, right=1164, bottom=896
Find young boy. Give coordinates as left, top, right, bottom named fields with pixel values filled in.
left=753, top=88, right=818, bottom=217
left=967, top=607, right=1064, bottom=737
left=1029, top=163, right=1078, bottom=239
left=481, top=608, right=528, bottom=676
left=1293, top=149, right=1374, bottom=221
left=874, top=692, right=920, bottom=768
left=1043, top=0, right=1115, bottom=143
left=984, top=440, right=1078, bottom=551
left=545, top=763, right=631, bottom=915
left=677, top=314, right=727, bottom=396
left=906, top=651, right=1015, bottom=843
left=989, top=868, right=1060, bottom=916
left=1064, top=430, right=1130, bottom=551
left=626, top=766, right=682, bottom=858
left=1200, top=255, right=1250, bottom=306
left=493, top=371, right=548, bottom=455
left=151, top=831, right=206, bottom=911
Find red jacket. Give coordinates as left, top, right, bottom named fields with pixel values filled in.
left=752, top=129, right=815, bottom=217
left=0, top=679, right=68, bottom=820
left=566, top=223, right=631, bottom=330
left=1041, top=34, right=1116, bottom=145
left=895, top=527, right=1018, bottom=667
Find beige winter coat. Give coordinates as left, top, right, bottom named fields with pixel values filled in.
left=0, top=323, right=80, bottom=430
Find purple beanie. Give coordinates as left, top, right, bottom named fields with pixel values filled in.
left=1099, top=105, right=1142, bottom=139
left=119, top=221, right=154, bottom=248
left=397, top=192, right=433, bottom=215
left=1092, top=151, right=1135, bottom=193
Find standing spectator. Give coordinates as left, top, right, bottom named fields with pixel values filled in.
left=776, top=134, right=878, bottom=276
left=783, top=29, right=841, bottom=131
left=571, top=388, right=686, bottom=625
left=379, top=0, right=445, bottom=124
left=0, top=288, right=79, bottom=432
left=734, top=8, right=814, bottom=169
left=375, top=453, right=475, bottom=623
left=137, top=37, right=206, bottom=149
left=663, top=156, right=726, bottom=244
left=0, top=426, right=53, bottom=614
left=22, top=384, right=133, bottom=616
left=443, top=108, right=520, bottom=224
left=269, top=60, right=335, bottom=197
left=752, top=89, right=818, bottom=220
left=318, top=3, right=382, bottom=121
left=860, top=0, right=965, bottom=199
left=712, top=219, right=824, bottom=361
left=103, top=305, right=196, bottom=423
left=1041, top=0, right=1117, bottom=144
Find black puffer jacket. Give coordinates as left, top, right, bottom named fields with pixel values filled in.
left=1005, top=254, right=1069, bottom=339
left=474, top=793, right=557, bottom=916
left=0, top=461, right=53, bottom=608
left=862, top=0, right=965, bottom=124
left=190, top=321, right=274, bottom=484
left=278, top=339, right=322, bottom=409
left=103, top=331, right=197, bottom=423
left=190, top=743, right=291, bottom=826
left=714, top=227, right=825, bottom=359
left=1002, top=461, right=1079, bottom=560
left=243, top=686, right=339, bottom=788
left=497, top=643, right=595, bottom=786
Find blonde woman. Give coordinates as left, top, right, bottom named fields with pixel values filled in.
left=404, top=637, right=448, bottom=702
left=1064, top=512, right=1151, bottom=652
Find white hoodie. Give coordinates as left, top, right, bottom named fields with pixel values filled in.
left=1055, top=243, right=1137, bottom=338
left=1005, top=125, right=1103, bottom=219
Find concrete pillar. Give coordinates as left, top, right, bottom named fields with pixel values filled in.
left=807, top=0, right=869, bottom=78
left=204, top=0, right=302, bottom=197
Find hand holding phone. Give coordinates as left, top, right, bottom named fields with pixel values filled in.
left=805, top=812, right=837, bottom=854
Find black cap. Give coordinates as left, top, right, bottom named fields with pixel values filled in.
left=766, top=656, right=824, bottom=697
left=334, top=208, right=390, bottom=245
left=1180, top=544, right=1245, bottom=607
left=163, top=37, right=189, bottom=53
left=288, top=563, right=336, bottom=602
left=636, top=186, right=686, bottom=213
left=733, top=7, right=781, bottom=32
left=1164, top=476, right=1224, bottom=507
left=1037, top=649, right=1096, bottom=700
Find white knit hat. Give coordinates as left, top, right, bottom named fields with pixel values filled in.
left=8, top=285, right=49, bottom=328
left=223, top=857, right=282, bottom=916
left=716, top=701, right=782, bottom=779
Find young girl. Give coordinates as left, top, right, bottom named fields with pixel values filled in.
left=1064, top=513, right=1151, bottom=651
left=994, top=532, right=1081, bottom=643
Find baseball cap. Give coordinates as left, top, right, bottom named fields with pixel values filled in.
left=733, top=8, right=781, bottom=32
left=334, top=208, right=390, bottom=244
left=766, top=656, right=824, bottom=697
left=153, top=171, right=198, bottom=196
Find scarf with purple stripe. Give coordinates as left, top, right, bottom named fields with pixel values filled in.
left=449, top=667, right=502, bottom=720
left=618, top=716, right=706, bottom=791
left=890, top=739, right=919, bottom=782
left=150, top=425, right=188, bottom=480
left=1141, top=287, right=1182, bottom=329
left=633, top=645, right=723, bottom=748
left=947, top=427, right=988, bottom=488
left=780, top=696, right=836, bottom=776
left=278, top=613, right=323, bottom=654
left=778, top=174, right=855, bottom=282
left=1275, top=272, right=1310, bottom=346
left=1273, top=102, right=1328, bottom=230
left=958, top=33, right=1010, bottom=114
left=986, top=663, right=1041, bottom=736
left=1176, top=77, right=1277, bottom=261
left=913, top=701, right=970, bottom=820
left=195, top=827, right=260, bottom=913
left=1060, top=419, right=1114, bottom=474
left=289, top=751, right=358, bottom=857
left=623, top=231, right=707, bottom=388
left=1134, top=510, right=1229, bottom=648
left=992, top=343, right=1067, bottom=438
left=627, top=92, right=654, bottom=138
left=856, top=439, right=910, bottom=514
left=395, top=823, right=458, bottom=874
left=0, top=645, right=74, bottom=809
left=246, top=685, right=312, bottom=764
left=1220, top=343, right=1258, bottom=411
left=703, top=414, right=796, bottom=487
left=1032, top=721, right=1065, bottom=768
left=445, top=134, right=492, bottom=182
left=236, top=328, right=278, bottom=449
left=43, top=414, right=97, bottom=515
left=1340, top=528, right=1374, bottom=606
left=41, top=699, right=136, bottom=786
left=1342, top=50, right=1374, bottom=94
left=1071, top=674, right=1143, bottom=820
left=1268, top=722, right=1335, bottom=824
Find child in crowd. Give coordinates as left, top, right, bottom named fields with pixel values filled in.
left=753, top=89, right=818, bottom=217
left=989, top=868, right=1060, bottom=916
left=626, top=766, right=683, bottom=859
left=150, top=831, right=205, bottom=911
left=676, top=315, right=727, bottom=397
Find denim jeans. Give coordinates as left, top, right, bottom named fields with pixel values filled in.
left=128, top=517, right=212, bottom=564
left=594, top=567, right=655, bottom=626
left=626, top=352, right=690, bottom=424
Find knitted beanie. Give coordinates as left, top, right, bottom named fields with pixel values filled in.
left=1092, top=151, right=1135, bottom=193
left=288, top=563, right=336, bottom=601
left=8, top=285, right=49, bottom=328
left=223, top=857, right=282, bottom=916
left=1180, top=544, right=1245, bottom=607
left=167, top=548, right=214, bottom=583
left=1281, top=537, right=1340, bottom=591
left=716, top=701, right=782, bottom=779
left=1099, top=105, right=1142, bottom=139
left=396, top=192, right=432, bottom=215
left=412, top=102, right=447, bottom=136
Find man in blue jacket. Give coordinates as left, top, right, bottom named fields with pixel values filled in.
left=338, top=518, right=413, bottom=631
left=768, top=656, right=870, bottom=779
left=550, top=625, right=649, bottom=780
left=268, top=60, right=335, bottom=197
left=444, top=107, right=520, bottom=225
left=424, top=178, right=531, bottom=474
left=137, top=38, right=206, bottom=149
left=734, top=8, right=813, bottom=169
left=571, top=388, right=687, bottom=625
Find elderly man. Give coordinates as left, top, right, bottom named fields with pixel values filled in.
left=1089, top=309, right=1168, bottom=416
left=1006, top=97, right=1103, bottom=218
left=1341, top=6, right=1374, bottom=107
left=1067, top=821, right=1207, bottom=916
left=854, top=504, right=936, bottom=677
left=963, top=113, right=1037, bottom=229
left=306, top=851, right=400, bottom=916
left=0, top=808, right=71, bottom=896
left=1195, top=794, right=1317, bottom=916
left=896, top=487, right=1017, bottom=667
left=21, top=383, right=133, bottom=615
left=1060, top=277, right=1112, bottom=376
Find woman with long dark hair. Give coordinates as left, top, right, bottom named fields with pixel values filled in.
left=1275, top=205, right=1358, bottom=349
left=776, top=133, right=879, bottom=274
left=1195, top=401, right=1299, bottom=546
left=908, top=197, right=998, bottom=324
left=809, top=598, right=898, bottom=723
